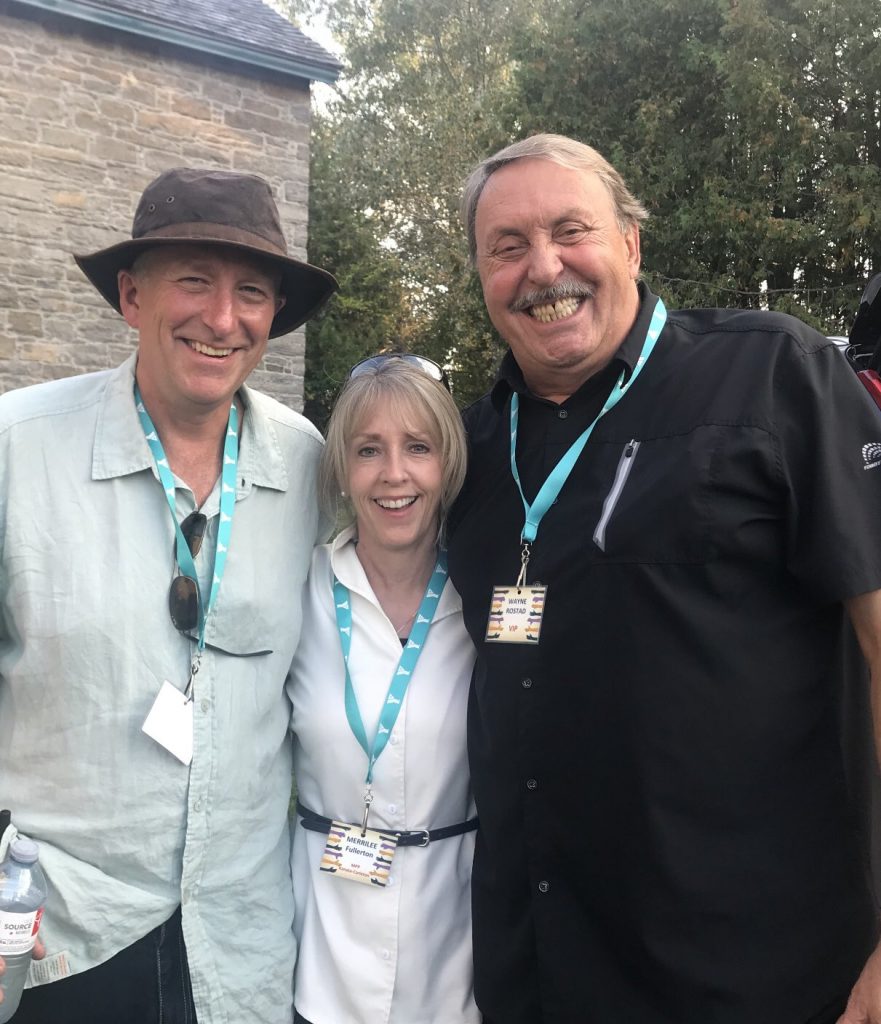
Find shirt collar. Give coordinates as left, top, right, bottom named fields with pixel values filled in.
left=329, top=526, right=463, bottom=621
left=91, top=353, right=154, bottom=481
left=91, top=352, right=289, bottom=493
left=489, top=281, right=657, bottom=411
left=234, top=384, right=289, bottom=494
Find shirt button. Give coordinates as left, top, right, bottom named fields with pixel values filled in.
left=194, top=798, right=203, bottom=812
left=526, top=778, right=538, bottom=791
left=389, top=735, right=398, bottom=745
left=558, top=409, right=568, bottom=419
left=538, top=880, right=550, bottom=893
left=388, top=803, right=397, bottom=814
left=200, top=699, right=210, bottom=713
left=381, top=949, right=391, bottom=961
left=387, top=876, right=396, bottom=887
left=521, top=677, right=533, bottom=689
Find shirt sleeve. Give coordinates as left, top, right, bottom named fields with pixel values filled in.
left=773, top=329, right=881, bottom=602
left=0, top=418, right=8, bottom=646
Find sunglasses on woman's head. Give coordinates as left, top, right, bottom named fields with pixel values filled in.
left=347, top=353, right=450, bottom=390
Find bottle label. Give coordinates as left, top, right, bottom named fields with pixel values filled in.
left=29, top=949, right=71, bottom=984
left=0, top=907, right=43, bottom=954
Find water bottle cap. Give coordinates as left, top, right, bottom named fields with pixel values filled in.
left=10, top=837, right=38, bottom=864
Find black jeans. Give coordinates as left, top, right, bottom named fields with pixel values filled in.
left=16, top=907, right=196, bottom=1024
left=479, top=1000, right=848, bottom=1024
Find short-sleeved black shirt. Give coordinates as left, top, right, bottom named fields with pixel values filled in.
left=447, top=286, right=881, bottom=1024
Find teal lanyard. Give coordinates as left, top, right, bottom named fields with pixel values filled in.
left=509, top=298, right=667, bottom=579
left=134, top=385, right=239, bottom=653
left=333, top=550, right=449, bottom=785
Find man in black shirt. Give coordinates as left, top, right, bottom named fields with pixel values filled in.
left=447, top=133, right=881, bottom=1024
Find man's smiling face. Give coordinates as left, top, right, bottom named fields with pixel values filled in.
left=118, top=244, right=283, bottom=420
left=475, top=157, right=641, bottom=401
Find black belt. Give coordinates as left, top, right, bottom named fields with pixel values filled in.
left=297, top=801, right=478, bottom=848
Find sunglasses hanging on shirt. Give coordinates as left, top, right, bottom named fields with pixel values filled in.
left=168, top=511, right=208, bottom=634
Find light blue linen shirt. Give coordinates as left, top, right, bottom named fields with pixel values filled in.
left=0, top=353, right=324, bottom=1024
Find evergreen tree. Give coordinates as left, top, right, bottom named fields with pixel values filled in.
left=292, top=0, right=881, bottom=406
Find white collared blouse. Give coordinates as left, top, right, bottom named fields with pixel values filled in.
left=289, top=528, right=479, bottom=1024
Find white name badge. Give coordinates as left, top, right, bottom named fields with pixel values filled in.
left=485, top=585, right=548, bottom=644
left=142, top=681, right=194, bottom=765
left=319, top=821, right=398, bottom=887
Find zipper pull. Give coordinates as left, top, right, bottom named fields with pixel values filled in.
left=624, top=439, right=637, bottom=457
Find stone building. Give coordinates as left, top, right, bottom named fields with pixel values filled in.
left=0, top=0, right=340, bottom=408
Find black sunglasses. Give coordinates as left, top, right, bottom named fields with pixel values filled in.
left=168, top=512, right=207, bottom=634
left=347, top=353, right=450, bottom=390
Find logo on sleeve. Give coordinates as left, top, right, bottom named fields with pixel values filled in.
left=862, top=443, right=881, bottom=470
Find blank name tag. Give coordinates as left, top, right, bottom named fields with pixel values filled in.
left=485, top=585, right=547, bottom=644
left=319, top=821, right=398, bottom=887
left=142, top=681, right=193, bottom=765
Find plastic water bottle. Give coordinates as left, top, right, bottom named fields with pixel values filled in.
left=0, top=839, right=47, bottom=1023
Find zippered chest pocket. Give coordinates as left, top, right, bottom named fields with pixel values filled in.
left=589, top=432, right=718, bottom=564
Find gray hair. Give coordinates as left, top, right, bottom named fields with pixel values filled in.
left=460, top=133, right=648, bottom=262
left=320, top=358, right=467, bottom=541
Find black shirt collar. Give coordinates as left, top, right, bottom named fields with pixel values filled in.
left=489, top=281, right=658, bottom=411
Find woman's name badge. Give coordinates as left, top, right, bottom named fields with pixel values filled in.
left=485, top=585, right=547, bottom=644
left=319, top=821, right=398, bottom=887
left=142, top=681, right=193, bottom=765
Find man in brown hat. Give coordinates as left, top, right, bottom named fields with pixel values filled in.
left=0, top=168, right=337, bottom=1024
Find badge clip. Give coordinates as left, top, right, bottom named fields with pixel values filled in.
left=516, top=541, right=531, bottom=589
left=360, top=788, right=374, bottom=836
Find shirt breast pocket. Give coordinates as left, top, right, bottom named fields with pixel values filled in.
left=588, top=428, right=721, bottom=564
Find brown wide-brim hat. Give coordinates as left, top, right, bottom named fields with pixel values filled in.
left=74, top=167, right=337, bottom=339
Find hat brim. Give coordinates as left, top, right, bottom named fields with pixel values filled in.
left=74, top=236, right=338, bottom=339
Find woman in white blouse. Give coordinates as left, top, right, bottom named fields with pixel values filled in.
left=288, top=354, right=479, bottom=1024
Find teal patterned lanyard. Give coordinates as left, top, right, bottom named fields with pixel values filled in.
left=509, top=298, right=667, bottom=584
left=134, top=384, right=239, bottom=652
left=333, top=550, right=449, bottom=786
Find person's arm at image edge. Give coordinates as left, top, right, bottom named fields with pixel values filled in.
left=839, top=590, right=881, bottom=1024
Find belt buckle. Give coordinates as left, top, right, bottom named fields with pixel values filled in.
left=415, top=829, right=430, bottom=848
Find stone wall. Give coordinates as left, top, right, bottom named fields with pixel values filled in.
left=0, top=5, right=316, bottom=409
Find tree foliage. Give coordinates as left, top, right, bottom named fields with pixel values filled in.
left=511, top=0, right=881, bottom=328
left=302, top=116, right=410, bottom=430
left=291, top=0, right=881, bottom=414
left=291, top=0, right=538, bottom=412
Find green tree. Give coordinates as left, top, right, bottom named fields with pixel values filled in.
left=292, top=0, right=880, bottom=409
left=291, top=0, right=541, bottom=406
left=509, top=0, right=881, bottom=330
left=302, top=116, right=410, bottom=431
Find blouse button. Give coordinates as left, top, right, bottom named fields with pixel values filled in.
left=538, top=880, right=550, bottom=894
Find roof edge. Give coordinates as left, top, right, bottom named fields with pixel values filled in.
left=11, top=0, right=342, bottom=84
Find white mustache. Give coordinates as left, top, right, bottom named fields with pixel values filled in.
left=509, top=281, right=595, bottom=313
